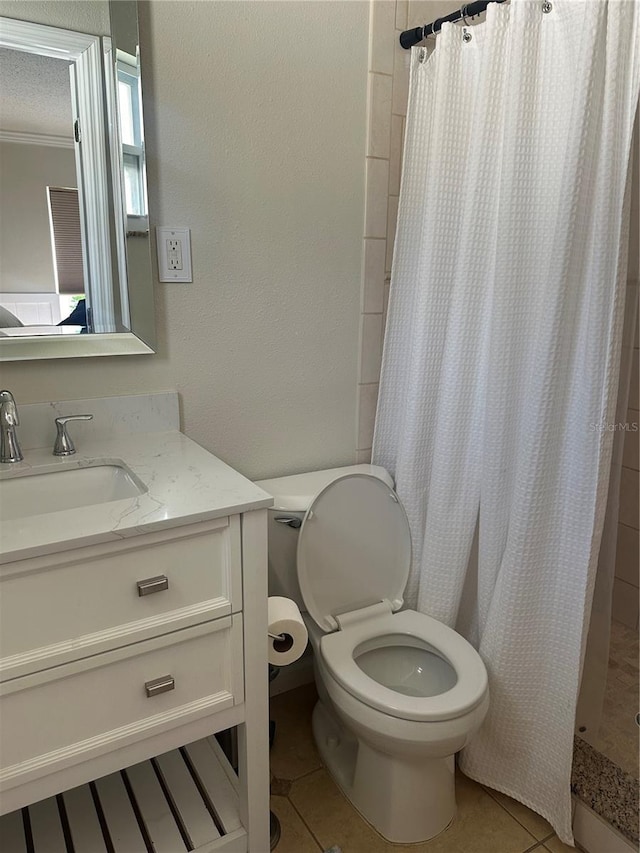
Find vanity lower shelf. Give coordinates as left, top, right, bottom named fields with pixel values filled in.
left=0, top=736, right=247, bottom=853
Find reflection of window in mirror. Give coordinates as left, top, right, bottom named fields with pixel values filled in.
left=117, top=57, right=147, bottom=222
left=46, top=186, right=85, bottom=321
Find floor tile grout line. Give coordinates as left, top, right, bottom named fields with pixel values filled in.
left=281, top=761, right=561, bottom=853
left=278, top=763, right=324, bottom=786
left=280, top=764, right=557, bottom=851
left=287, top=763, right=381, bottom=853
left=522, top=843, right=546, bottom=853
left=482, top=784, right=551, bottom=847
left=274, top=687, right=575, bottom=852
left=285, top=781, right=553, bottom=853
left=284, top=791, right=325, bottom=852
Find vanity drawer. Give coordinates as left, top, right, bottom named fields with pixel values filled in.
left=0, top=517, right=242, bottom=680
left=0, top=616, right=243, bottom=784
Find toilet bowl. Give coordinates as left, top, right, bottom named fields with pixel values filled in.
left=257, top=466, right=489, bottom=844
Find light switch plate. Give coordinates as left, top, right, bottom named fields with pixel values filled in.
left=156, top=227, right=192, bottom=282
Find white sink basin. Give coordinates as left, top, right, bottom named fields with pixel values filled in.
left=0, top=464, right=145, bottom=521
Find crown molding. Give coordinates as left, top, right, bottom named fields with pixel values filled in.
left=0, top=130, right=74, bottom=149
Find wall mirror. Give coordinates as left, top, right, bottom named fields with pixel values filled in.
left=0, top=0, right=155, bottom=361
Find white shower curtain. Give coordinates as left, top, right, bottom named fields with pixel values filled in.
left=373, top=0, right=640, bottom=844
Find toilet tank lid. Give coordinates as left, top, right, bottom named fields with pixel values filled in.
left=255, top=464, right=393, bottom=512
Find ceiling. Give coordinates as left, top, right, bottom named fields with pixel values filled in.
left=0, top=48, right=74, bottom=138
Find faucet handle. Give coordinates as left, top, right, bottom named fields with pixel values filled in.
left=0, top=390, right=22, bottom=463
left=53, top=414, right=93, bottom=457
left=0, top=390, right=19, bottom=426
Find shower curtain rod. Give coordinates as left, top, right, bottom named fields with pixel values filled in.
left=399, top=0, right=507, bottom=48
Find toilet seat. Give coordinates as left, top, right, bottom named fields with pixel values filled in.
left=297, top=474, right=411, bottom=633
left=297, top=473, right=487, bottom=724
left=320, top=610, right=488, bottom=722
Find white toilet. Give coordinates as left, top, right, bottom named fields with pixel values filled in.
left=257, top=465, right=489, bottom=844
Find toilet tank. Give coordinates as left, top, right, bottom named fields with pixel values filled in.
left=255, top=464, right=394, bottom=612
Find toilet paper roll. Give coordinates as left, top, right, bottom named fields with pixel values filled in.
left=268, top=596, right=308, bottom=666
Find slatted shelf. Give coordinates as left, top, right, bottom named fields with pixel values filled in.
left=0, top=738, right=247, bottom=853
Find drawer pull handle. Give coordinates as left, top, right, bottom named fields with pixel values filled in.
left=137, top=575, right=169, bottom=596
left=145, top=675, right=175, bottom=697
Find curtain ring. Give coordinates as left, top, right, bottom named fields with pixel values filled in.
left=461, top=4, right=472, bottom=41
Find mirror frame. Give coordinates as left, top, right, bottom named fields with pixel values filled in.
left=0, top=12, right=155, bottom=361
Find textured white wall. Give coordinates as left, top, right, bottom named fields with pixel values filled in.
left=0, top=141, right=77, bottom=293
left=0, top=0, right=110, bottom=35
left=2, top=1, right=369, bottom=480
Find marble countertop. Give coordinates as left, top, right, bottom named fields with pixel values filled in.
left=0, top=430, right=273, bottom=563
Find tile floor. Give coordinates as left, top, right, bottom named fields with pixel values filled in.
left=589, top=620, right=639, bottom=777
left=269, top=684, right=578, bottom=853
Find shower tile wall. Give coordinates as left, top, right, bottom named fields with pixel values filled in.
left=612, top=119, right=639, bottom=631
left=356, top=0, right=460, bottom=462
left=356, top=0, right=403, bottom=463
left=613, top=326, right=639, bottom=630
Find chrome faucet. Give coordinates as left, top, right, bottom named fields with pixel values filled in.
left=0, top=390, right=23, bottom=463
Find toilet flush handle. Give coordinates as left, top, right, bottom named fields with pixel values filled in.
left=274, top=516, right=302, bottom=529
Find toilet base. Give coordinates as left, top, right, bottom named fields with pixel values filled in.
left=312, top=699, right=456, bottom=844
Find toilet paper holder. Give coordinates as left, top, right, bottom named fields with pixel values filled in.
left=268, top=630, right=295, bottom=652
left=267, top=596, right=307, bottom=664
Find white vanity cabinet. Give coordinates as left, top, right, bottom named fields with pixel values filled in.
left=0, top=429, right=273, bottom=853
left=0, top=517, right=242, bottom=679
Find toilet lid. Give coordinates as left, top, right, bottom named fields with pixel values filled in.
left=297, top=474, right=411, bottom=632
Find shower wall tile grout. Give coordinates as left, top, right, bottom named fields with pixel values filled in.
left=612, top=332, right=639, bottom=627
left=356, top=0, right=414, bottom=457
left=395, top=0, right=408, bottom=31
left=367, top=73, right=393, bottom=159
left=356, top=0, right=461, bottom=456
